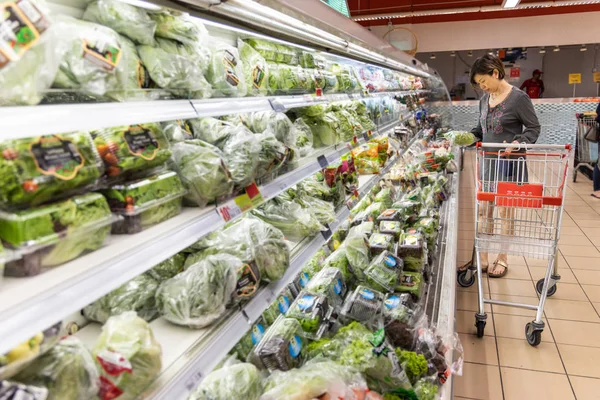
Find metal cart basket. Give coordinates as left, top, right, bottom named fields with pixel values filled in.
left=457, top=142, right=572, bottom=346
left=573, top=113, right=598, bottom=182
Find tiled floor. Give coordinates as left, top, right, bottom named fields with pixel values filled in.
left=454, top=152, right=600, bottom=400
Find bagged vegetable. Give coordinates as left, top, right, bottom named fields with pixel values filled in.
left=146, top=253, right=186, bottom=282
left=262, top=286, right=295, bottom=326
left=233, top=316, right=269, bottom=360
left=322, top=249, right=353, bottom=284
left=150, top=10, right=207, bottom=45
left=15, top=336, right=99, bottom=400
left=93, top=312, right=162, bottom=400
left=188, top=361, right=262, bottom=400
left=157, top=254, right=238, bottom=328
left=305, top=267, right=346, bottom=308
left=292, top=117, right=314, bottom=157
left=341, top=231, right=370, bottom=282
left=250, top=317, right=306, bottom=372
left=83, top=273, right=159, bottom=323
left=306, top=112, right=340, bottom=147
left=445, top=131, right=476, bottom=146
left=238, top=39, right=269, bottom=96
left=364, top=251, right=403, bottom=293
left=285, top=291, right=329, bottom=337
left=293, top=192, right=335, bottom=225
left=83, top=0, right=156, bottom=45
left=247, top=111, right=296, bottom=148
left=0, top=381, right=48, bottom=399
left=161, top=120, right=193, bottom=143
left=169, top=140, right=233, bottom=207
left=254, top=131, right=291, bottom=179
left=0, top=132, right=104, bottom=208
left=206, top=44, right=247, bottom=97
left=221, top=125, right=260, bottom=187
left=184, top=117, right=232, bottom=148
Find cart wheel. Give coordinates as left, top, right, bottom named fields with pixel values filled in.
left=525, top=323, right=542, bottom=346
left=457, top=269, right=475, bottom=287
left=573, top=170, right=578, bottom=182
left=475, top=320, right=486, bottom=338
left=536, top=279, right=557, bottom=297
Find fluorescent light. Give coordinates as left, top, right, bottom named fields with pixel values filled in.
left=581, top=45, right=588, bottom=51
left=553, top=46, right=560, bottom=52
left=539, top=47, right=546, bottom=54
left=117, top=0, right=161, bottom=10
left=468, top=51, right=473, bottom=57
left=430, top=54, right=436, bottom=59
left=502, top=0, right=520, bottom=8
left=450, top=51, right=456, bottom=57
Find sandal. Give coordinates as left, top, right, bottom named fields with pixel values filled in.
left=489, top=260, right=508, bottom=278
left=458, top=259, right=488, bottom=273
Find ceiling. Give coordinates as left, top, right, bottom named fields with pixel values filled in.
left=348, top=0, right=600, bottom=24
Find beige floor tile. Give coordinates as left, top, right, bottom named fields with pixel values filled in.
left=544, top=298, right=600, bottom=322
left=454, top=362, right=503, bottom=400
left=573, top=269, right=600, bottom=285
left=459, top=333, right=499, bottom=365
left=594, top=302, right=600, bottom=314
left=582, top=285, right=600, bottom=302
left=456, top=310, right=495, bottom=337
left=559, top=235, right=594, bottom=246
left=497, top=337, right=564, bottom=373
left=575, top=220, right=600, bottom=228
left=501, top=367, right=574, bottom=400
left=545, top=282, right=589, bottom=302
left=504, top=264, right=532, bottom=280
left=560, top=245, right=600, bottom=258
left=493, top=314, right=552, bottom=342
left=458, top=278, right=490, bottom=294
left=491, top=294, right=539, bottom=317
left=527, top=257, right=562, bottom=268
left=561, top=226, right=586, bottom=236
left=559, top=344, right=600, bottom=378
left=549, top=319, right=600, bottom=347
left=563, top=256, right=600, bottom=270
left=457, top=291, right=491, bottom=312
left=582, top=227, right=600, bottom=237
left=570, top=376, right=600, bottom=400
left=529, top=266, right=577, bottom=284
left=489, top=279, right=537, bottom=297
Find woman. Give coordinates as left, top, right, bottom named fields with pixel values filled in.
left=462, top=54, right=541, bottom=278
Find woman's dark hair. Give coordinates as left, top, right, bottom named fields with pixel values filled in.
left=469, top=54, right=505, bottom=86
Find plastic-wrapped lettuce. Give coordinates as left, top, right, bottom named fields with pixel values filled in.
left=15, top=336, right=99, bottom=400
left=106, top=35, right=155, bottom=102
left=206, top=44, right=247, bottom=98
left=169, top=140, right=234, bottom=207
left=83, top=0, right=156, bottom=45
left=0, top=0, right=61, bottom=105
left=238, top=39, right=269, bottom=96
left=150, top=10, right=207, bottom=45
left=246, top=111, right=296, bottom=148
left=93, top=312, right=162, bottom=400
left=294, top=192, right=335, bottom=225
left=221, top=125, right=260, bottom=187
left=161, top=120, right=193, bottom=143
left=188, top=361, right=262, bottom=400
left=185, top=117, right=232, bottom=148
left=0, top=381, right=48, bottom=399
left=146, top=253, right=186, bottom=282
left=341, top=231, right=370, bottom=282
left=243, top=38, right=277, bottom=62
left=156, top=254, right=238, bottom=328
left=293, top=118, right=314, bottom=157
left=255, top=131, right=290, bottom=179
left=83, top=273, right=159, bottom=323
left=154, top=37, right=211, bottom=75
left=306, top=112, right=340, bottom=147
left=445, top=131, right=476, bottom=146
left=268, top=63, right=306, bottom=95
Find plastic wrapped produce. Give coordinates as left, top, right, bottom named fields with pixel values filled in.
left=83, top=0, right=156, bottom=45
left=348, top=221, right=374, bottom=238
left=254, top=131, right=291, bottom=179
left=392, top=199, right=421, bottom=224
left=221, top=126, right=260, bottom=187
left=250, top=317, right=306, bottom=372
left=262, top=286, right=295, bottom=326
left=368, top=233, right=395, bottom=255
left=0, top=132, right=104, bottom=208
left=247, top=111, right=296, bottom=148
left=377, top=209, right=401, bottom=222
left=285, top=291, right=329, bottom=337
left=340, top=286, right=384, bottom=326
left=293, top=118, right=314, bottom=157
left=206, top=44, right=247, bottom=97
left=267, top=63, right=306, bottom=95
left=364, top=251, right=403, bottom=293
left=92, top=123, right=171, bottom=179
left=233, top=316, right=268, bottom=360
left=14, top=336, right=99, bottom=400
left=156, top=254, right=238, bottom=328
left=251, top=195, right=323, bottom=241
left=397, top=230, right=425, bottom=271
left=238, top=39, right=269, bottom=96
left=0, top=381, right=48, bottom=399
left=340, top=232, right=370, bottom=282
left=445, top=131, right=476, bottom=146
left=322, top=249, right=354, bottom=284
left=184, top=117, right=232, bottom=148
left=294, top=192, right=335, bottom=225
left=161, top=120, right=193, bottom=143
left=93, top=312, right=162, bottom=400
left=188, top=361, right=262, bottom=400
left=306, top=112, right=340, bottom=147
left=103, top=171, right=185, bottom=234
left=243, top=38, right=277, bottom=62
left=0, top=193, right=112, bottom=276
left=379, top=221, right=402, bottom=239
left=145, top=253, right=186, bottom=282
left=396, top=271, right=423, bottom=299
left=169, top=140, right=234, bottom=207
left=300, top=247, right=329, bottom=282
left=305, top=267, right=346, bottom=308
left=83, top=273, right=159, bottom=323
left=374, top=188, right=394, bottom=208
left=150, top=10, right=207, bottom=45
left=383, top=293, right=417, bottom=324
left=0, top=0, right=61, bottom=105
left=413, top=379, right=438, bottom=400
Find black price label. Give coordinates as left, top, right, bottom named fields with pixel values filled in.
left=362, top=132, right=369, bottom=142
left=321, top=224, right=332, bottom=240
left=317, top=154, right=328, bottom=168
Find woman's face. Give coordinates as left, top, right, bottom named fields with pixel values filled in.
left=474, top=70, right=501, bottom=93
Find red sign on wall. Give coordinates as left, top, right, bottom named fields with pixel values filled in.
left=510, top=67, right=521, bottom=78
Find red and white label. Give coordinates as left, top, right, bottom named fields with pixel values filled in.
left=99, top=376, right=124, bottom=400
left=96, top=349, right=133, bottom=376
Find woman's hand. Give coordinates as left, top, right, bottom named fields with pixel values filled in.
left=504, top=140, right=520, bottom=154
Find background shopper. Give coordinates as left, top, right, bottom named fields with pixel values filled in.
left=520, top=69, right=545, bottom=99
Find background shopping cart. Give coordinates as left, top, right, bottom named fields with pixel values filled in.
left=573, top=113, right=599, bottom=182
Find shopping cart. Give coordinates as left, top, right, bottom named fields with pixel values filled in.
left=573, top=113, right=598, bottom=182
left=457, top=142, right=572, bottom=346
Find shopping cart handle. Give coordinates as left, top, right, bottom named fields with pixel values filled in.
left=475, top=142, right=572, bottom=150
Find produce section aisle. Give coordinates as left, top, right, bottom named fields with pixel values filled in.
left=454, top=151, right=600, bottom=400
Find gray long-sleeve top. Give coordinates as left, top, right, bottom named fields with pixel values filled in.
left=471, top=87, right=541, bottom=144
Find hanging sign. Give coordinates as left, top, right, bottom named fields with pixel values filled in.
left=510, top=67, right=520, bottom=78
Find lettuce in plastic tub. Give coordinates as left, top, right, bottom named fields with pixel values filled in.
left=156, top=254, right=238, bottom=328
left=14, top=336, right=99, bottom=400
left=285, top=291, right=330, bottom=337
left=169, top=140, right=234, bottom=207
left=365, top=251, right=403, bottom=293
left=206, top=44, right=247, bottom=97
left=93, top=312, right=162, bottom=400
left=238, top=39, right=269, bottom=96
left=340, top=285, right=384, bottom=326
left=0, top=193, right=113, bottom=276
left=395, top=271, right=423, bottom=300
left=398, top=229, right=425, bottom=271
left=150, top=10, right=207, bottom=45
left=250, top=317, right=306, bottom=372
left=83, top=0, right=156, bottom=45
left=92, top=123, right=171, bottom=179
left=188, top=360, right=262, bottom=400
left=0, top=132, right=104, bottom=208
left=293, top=117, right=314, bottom=157
left=305, top=267, right=346, bottom=308
left=83, top=273, right=159, bottom=323
left=445, top=131, right=476, bottom=146
left=368, top=233, right=395, bottom=255
left=383, top=293, right=417, bottom=325
left=379, top=221, right=402, bottom=239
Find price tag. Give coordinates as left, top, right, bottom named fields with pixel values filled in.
left=185, top=370, right=203, bottom=391
left=216, top=182, right=264, bottom=222
left=321, top=224, right=332, bottom=240
left=367, top=130, right=373, bottom=137
left=317, top=154, right=329, bottom=168
left=315, top=88, right=323, bottom=97
left=362, top=132, right=369, bottom=142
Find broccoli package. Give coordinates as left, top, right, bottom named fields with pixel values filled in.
left=92, top=312, right=162, bottom=400
left=207, top=44, right=247, bottom=97
left=14, top=336, right=99, bottom=400
left=340, top=285, right=384, bottom=327
left=103, top=170, right=186, bottom=234
left=285, top=291, right=330, bottom=338
left=0, top=193, right=113, bottom=276
left=156, top=254, right=238, bottom=328
left=0, top=132, right=104, bottom=209
left=305, top=267, right=347, bottom=309
left=364, top=251, right=403, bottom=293
left=92, top=123, right=171, bottom=180
left=83, top=0, right=156, bottom=45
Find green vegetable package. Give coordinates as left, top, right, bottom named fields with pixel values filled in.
left=238, top=38, right=269, bottom=96
left=150, top=10, right=207, bottom=45
left=83, top=0, right=156, bottom=45
left=250, top=317, right=306, bottom=372
left=188, top=361, right=263, bottom=400
left=145, top=253, right=186, bottom=282
left=206, top=44, right=247, bottom=97
left=220, top=125, right=261, bottom=187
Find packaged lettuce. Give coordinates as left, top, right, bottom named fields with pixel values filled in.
left=285, top=291, right=329, bottom=336
left=255, top=131, right=291, bottom=179
left=0, top=132, right=104, bottom=208
left=368, top=233, right=395, bottom=255
left=348, top=221, right=375, bottom=238
left=364, top=251, right=403, bottom=293
left=247, top=111, right=296, bottom=147
left=392, top=199, right=421, bottom=224
left=146, top=253, right=186, bottom=282
left=244, top=38, right=277, bottom=62
left=251, top=317, right=306, bottom=372
left=93, top=312, right=162, bottom=400
left=184, top=117, right=232, bottom=148
left=251, top=195, right=323, bottom=241
left=341, top=232, right=370, bottom=282
left=189, top=361, right=262, bottom=400
left=322, top=248, right=354, bottom=284
left=83, top=273, right=159, bottom=323
left=340, top=285, right=384, bottom=326
left=305, top=267, right=346, bottom=308
left=379, top=221, right=402, bottom=239
left=274, top=43, right=297, bottom=65
left=156, top=254, right=238, bottom=328
left=0, top=193, right=112, bottom=276
left=377, top=209, right=401, bottom=223
left=293, top=117, right=314, bottom=157
left=238, top=39, right=269, bottom=96
left=383, top=293, right=416, bottom=324
left=221, top=125, right=261, bottom=188
left=396, top=271, right=423, bottom=299
left=374, top=188, right=395, bottom=208
left=206, top=44, right=247, bottom=97
left=83, top=0, right=156, bottom=45
left=298, top=50, right=316, bottom=69
left=267, top=63, right=305, bottom=95
left=150, top=10, right=207, bottom=45
left=15, top=336, right=99, bottom=400
left=398, top=229, right=425, bottom=271
left=161, top=120, right=193, bottom=143
left=262, top=286, right=295, bottom=326
left=169, top=140, right=234, bottom=207
left=294, top=192, right=335, bottom=225
left=233, top=316, right=269, bottom=360
left=307, top=111, right=340, bottom=147
left=445, top=131, right=476, bottom=146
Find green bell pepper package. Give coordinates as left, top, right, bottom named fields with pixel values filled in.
left=285, top=291, right=330, bottom=337
left=0, top=0, right=61, bottom=106
left=305, top=267, right=347, bottom=309
left=364, top=251, right=403, bottom=293
left=238, top=39, right=269, bottom=96
left=0, top=193, right=113, bottom=276
left=0, top=132, right=104, bottom=209
left=207, top=44, right=248, bottom=98
left=92, top=123, right=171, bottom=180
left=103, top=170, right=186, bottom=234
left=83, top=0, right=156, bottom=45
left=250, top=316, right=306, bottom=372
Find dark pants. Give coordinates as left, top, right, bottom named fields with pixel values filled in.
left=594, top=162, right=600, bottom=192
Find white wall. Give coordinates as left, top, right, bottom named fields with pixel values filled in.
left=417, top=47, right=600, bottom=99
left=370, top=12, right=600, bottom=53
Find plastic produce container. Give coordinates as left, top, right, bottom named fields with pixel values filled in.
left=379, top=220, right=402, bottom=239
left=368, top=232, right=395, bottom=255
left=304, top=267, right=347, bottom=308
left=251, top=316, right=306, bottom=372
left=340, top=285, right=384, bottom=326
left=398, top=229, right=426, bottom=272
left=0, top=193, right=114, bottom=276
left=103, top=171, right=186, bottom=234
left=285, top=291, right=330, bottom=338
left=364, top=251, right=404, bottom=293
left=262, top=286, right=295, bottom=326
left=0, top=133, right=104, bottom=209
